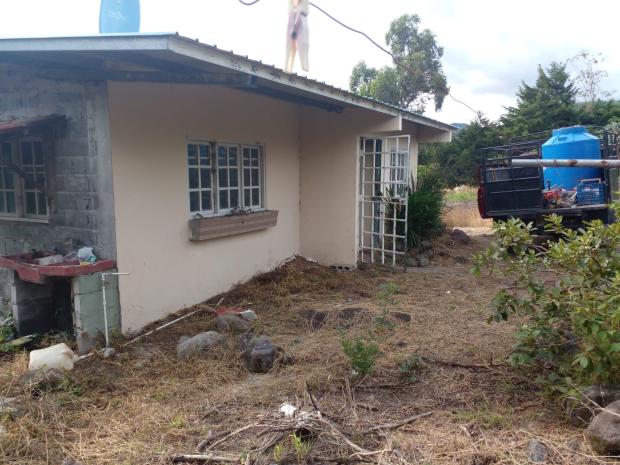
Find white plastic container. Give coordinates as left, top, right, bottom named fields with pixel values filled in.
left=29, top=343, right=76, bottom=371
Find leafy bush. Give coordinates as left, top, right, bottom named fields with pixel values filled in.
left=407, top=168, right=445, bottom=250
left=474, top=210, right=620, bottom=395
left=341, top=336, right=380, bottom=376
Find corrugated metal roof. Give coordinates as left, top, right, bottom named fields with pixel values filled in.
left=0, top=33, right=454, bottom=132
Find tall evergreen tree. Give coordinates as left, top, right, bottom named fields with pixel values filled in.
left=501, top=62, right=578, bottom=138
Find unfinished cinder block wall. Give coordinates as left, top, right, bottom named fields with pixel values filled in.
left=0, top=63, right=117, bottom=333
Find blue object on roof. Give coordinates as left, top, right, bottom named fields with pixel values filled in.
left=99, top=0, right=140, bottom=33
left=541, top=126, right=602, bottom=190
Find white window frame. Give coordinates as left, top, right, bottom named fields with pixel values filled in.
left=0, top=136, right=49, bottom=220
left=187, top=140, right=265, bottom=218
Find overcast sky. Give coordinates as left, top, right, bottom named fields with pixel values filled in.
left=1, top=0, right=618, bottom=124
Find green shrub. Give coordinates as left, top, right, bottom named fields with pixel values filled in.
left=407, top=168, right=445, bottom=250
left=341, top=336, right=380, bottom=376
left=474, top=209, right=620, bottom=396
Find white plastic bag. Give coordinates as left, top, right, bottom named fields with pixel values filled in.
left=77, top=247, right=96, bottom=263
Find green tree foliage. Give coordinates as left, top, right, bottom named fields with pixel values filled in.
left=501, top=62, right=578, bottom=138
left=576, top=100, right=620, bottom=127
left=474, top=209, right=620, bottom=395
left=420, top=114, right=502, bottom=187
left=349, top=14, right=448, bottom=112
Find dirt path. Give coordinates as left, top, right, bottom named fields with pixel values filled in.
left=0, top=231, right=601, bottom=465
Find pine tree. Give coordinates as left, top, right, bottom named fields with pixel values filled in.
left=501, top=62, right=578, bottom=138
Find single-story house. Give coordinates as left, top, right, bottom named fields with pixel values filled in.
left=0, top=33, right=453, bottom=351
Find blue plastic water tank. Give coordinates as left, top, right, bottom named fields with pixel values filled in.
left=99, top=0, right=140, bottom=33
left=541, top=126, right=602, bottom=190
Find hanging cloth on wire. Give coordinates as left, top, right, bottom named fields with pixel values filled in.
left=285, top=0, right=309, bottom=73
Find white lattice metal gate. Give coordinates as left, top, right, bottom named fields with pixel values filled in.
left=358, top=136, right=410, bottom=267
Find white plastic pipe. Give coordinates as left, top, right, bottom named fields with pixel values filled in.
left=101, top=272, right=130, bottom=348
left=512, top=159, right=620, bottom=168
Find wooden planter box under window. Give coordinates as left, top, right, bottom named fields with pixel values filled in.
left=189, top=210, right=278, bottom=241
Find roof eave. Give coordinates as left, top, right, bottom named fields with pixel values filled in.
left=0, top=33, right=455, bottom=133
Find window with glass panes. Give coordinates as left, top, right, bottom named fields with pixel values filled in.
left=0, top=143, right=17, bottom=215
left=188, top=143, right=213, bottom=214
left=0, top=138, right=47, bottom=219
left=242, top=146, right=262, bottom=208
left=20, top=140, right=47, bottom=217
left=187, top=141, right=264, bottom=216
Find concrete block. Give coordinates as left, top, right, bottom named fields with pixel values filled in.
left=56, top=174, right=93, bottom=193
left=54, top=156, right=90, bottom=175
left=73, top=272, right=121, bottom=354
left=57, top=138, right=89, bottom=158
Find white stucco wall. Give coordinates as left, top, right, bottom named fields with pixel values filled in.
left=108, top=82, right=301, bottom=332
left=299, top=108, right=421, bottom=266
left=108, top=82, right=441, bottom=332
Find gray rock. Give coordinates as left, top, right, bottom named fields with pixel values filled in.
left=239, top=310, right=258, bottom=321
left=451, top=228, right=471, bottom=245
left=392, top=312, right=412, bottom=322
left=215, top=314, right=251, bottom=333
left=586, top=399, right=620, bottom=455
left=417, top=255, right=431, bottom=267
left=299, top=309, right=326, bottom=329
left=177, top=331, right=225, bottom=360
left=569, top=385, right=620, bottom=426
left=455, top=255, right=470, bottom=265
left=0, top=397, right=22, bottom=419
left=237, top=334, right=276, bottom=373
left=101, top=347, right=116, bottom=359
left=420, top=239, right=433, bottom=250
left=405, top=256, right=418, bottom=267
left=526, top=439, right=548, bottom=463
left=19, top=368, right=70, bottom=392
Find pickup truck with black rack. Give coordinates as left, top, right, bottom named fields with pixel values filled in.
left=477, top=126, right=619, bottom=229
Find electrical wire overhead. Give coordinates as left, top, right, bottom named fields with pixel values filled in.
left=237, top=0, right=479, bottom=116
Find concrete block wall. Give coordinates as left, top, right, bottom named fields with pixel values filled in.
left=0, top=62, right=117, bottom=333
left=73, top=271, right=121, bottom=354
left=0, top=63, right=116, bottom=259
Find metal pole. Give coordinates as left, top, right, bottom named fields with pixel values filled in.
left=512, top=159, right=620, bottom=168
left=101, top=272, right=130, bottom=348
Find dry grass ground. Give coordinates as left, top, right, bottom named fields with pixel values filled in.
left=443, top=186, right=492, bottom=229
left=0, top=232, right=609, bottom=465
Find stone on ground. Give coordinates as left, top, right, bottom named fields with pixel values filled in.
left=417, top=255, right=431, bottom=267
left=299, top=308, right=326, bottom=329
left=586, top=399, right=620, bottom=455
left=569, top=385, right=620, bottom=426
left=451, top=228, right=471, bottom=245
left=420, top=239, right=433, bottom=250
left=177, top=331, right=225, bottom=360
left=526, top=439, right=548, bottom=462
left=0, top=397, right=23, bottom=419
left=237, top=334, right=276, bottom=373
left=215, top=314, right=251, bottom=333
left=101, top=347, right=116, bottom=359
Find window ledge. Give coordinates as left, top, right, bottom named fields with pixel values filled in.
left=0, top=216, right=49, bottom=225
left=189, top=210, right=278, bottom=241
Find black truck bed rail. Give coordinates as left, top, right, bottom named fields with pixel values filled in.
left=478, top=128, right=619, bottom=224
